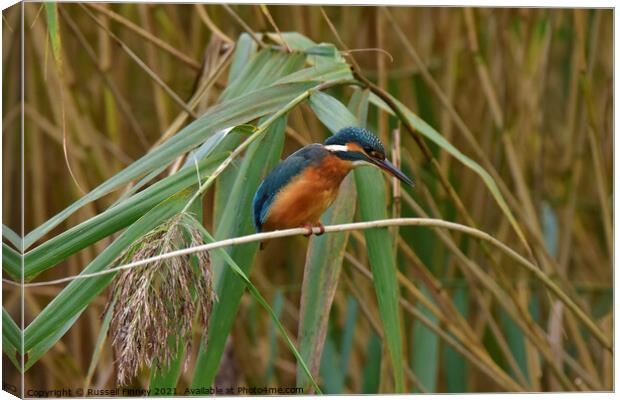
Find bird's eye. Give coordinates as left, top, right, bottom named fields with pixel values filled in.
left=369, top=150, right=384, bottom=160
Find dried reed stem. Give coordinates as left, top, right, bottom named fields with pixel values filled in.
left=8, top=217, right=610, bottom=352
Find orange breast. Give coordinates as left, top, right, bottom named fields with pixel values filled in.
left=262, top=155, right=352, bottom=230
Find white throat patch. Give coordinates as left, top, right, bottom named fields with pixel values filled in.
left=323, top=144, right=349, bottom=152
left=352, top=160, right=374, bottom=168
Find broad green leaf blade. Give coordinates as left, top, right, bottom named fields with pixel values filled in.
left=319, top=297, right=359, bottom=393
left=444, top=285, right=469, bottom=392
left=3, top=242, right=21, bottom=280
left=213, top=159, right=242, bottom=227
left=306, top=44, right=347, bottom=66
left=362, top=332, right=382, bottom=393
left=264, top=289, right=284, bottom=383
left=266, top=32, right=317, bottom=51
left=500, top=310, right=529, bottom=383
left=24, top=80, right=317, bottom=249
left=266, top=33, right=344, bottom=66
left=309, top=91, right=405, bottom=392
left=112, top=165, right=170, bottom=207
left=297, top=174, right=356, bottom=388
left=2, top=308, right=21, bottom=369
left=2, top=225, right=21, bottom=250
left=296, top=89, right=364, bottom=389
left=274, top=62, right=353, bottom=85
left=191, top=116, right=287, bottom=388
left=304, top=44, right=338, bottom=58
left=228, top=33, right=259, bottom=83
left=113, top=126, right=241, bottom=208
left=319, top=331, right=343, bottom=393
left=340, top=296, right=358, bottom=381
left=149, top=337, right=186, bottom=392
left=368, top=93, right=395, bottom=116
left=24, top=150, right=230, bottom=280
left=27, top=312, right=81, bottom=372
left=222, top=49, right=305, bottom=101
left=347, top=88, right=371, bottom=123
left=44, top=3, right=61, bottom=64
left=309, top=91, right=358, bottom=131
left=23, top=190, right=193, bottom=369
left=221, top=49, right=283, bottom=100
left=193, top=225, right=321, bottom=393
left=411, top=287, right=439, bottom=392
left=181, top=126, right=240, bottom=169
left=84, top=297, right=115, bottom=388
left=354, top=168, right=405, bottom=392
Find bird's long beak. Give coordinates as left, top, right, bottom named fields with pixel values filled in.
left=373, top=158, right=414, bottom=187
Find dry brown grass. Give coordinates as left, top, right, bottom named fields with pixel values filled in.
left=2, top=3, right=613, bottom=394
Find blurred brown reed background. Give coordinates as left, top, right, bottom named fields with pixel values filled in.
left=2, top=3, right=613, bottom=394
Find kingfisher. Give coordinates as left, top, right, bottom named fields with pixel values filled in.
left=252, top=127, right=413, bottom=237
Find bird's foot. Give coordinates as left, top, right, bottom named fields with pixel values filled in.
left=303, top=223, right=313, bottom=237
left=303, top=223, right=325, bottom=237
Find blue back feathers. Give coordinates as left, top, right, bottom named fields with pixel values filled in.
left=252, top=144, right=327, bottom=231
left=252, top=127, right=385, bottom=232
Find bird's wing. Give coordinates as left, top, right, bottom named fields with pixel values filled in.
left=252, top=144, right=325, bottom=231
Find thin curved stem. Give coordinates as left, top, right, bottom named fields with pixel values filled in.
left=7, top=217, right=610, bottom=353
left=3, top=219, right=523, bottom=287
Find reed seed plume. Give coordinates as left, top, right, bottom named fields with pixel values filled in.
left=106, top=213, right=215, bottom=385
